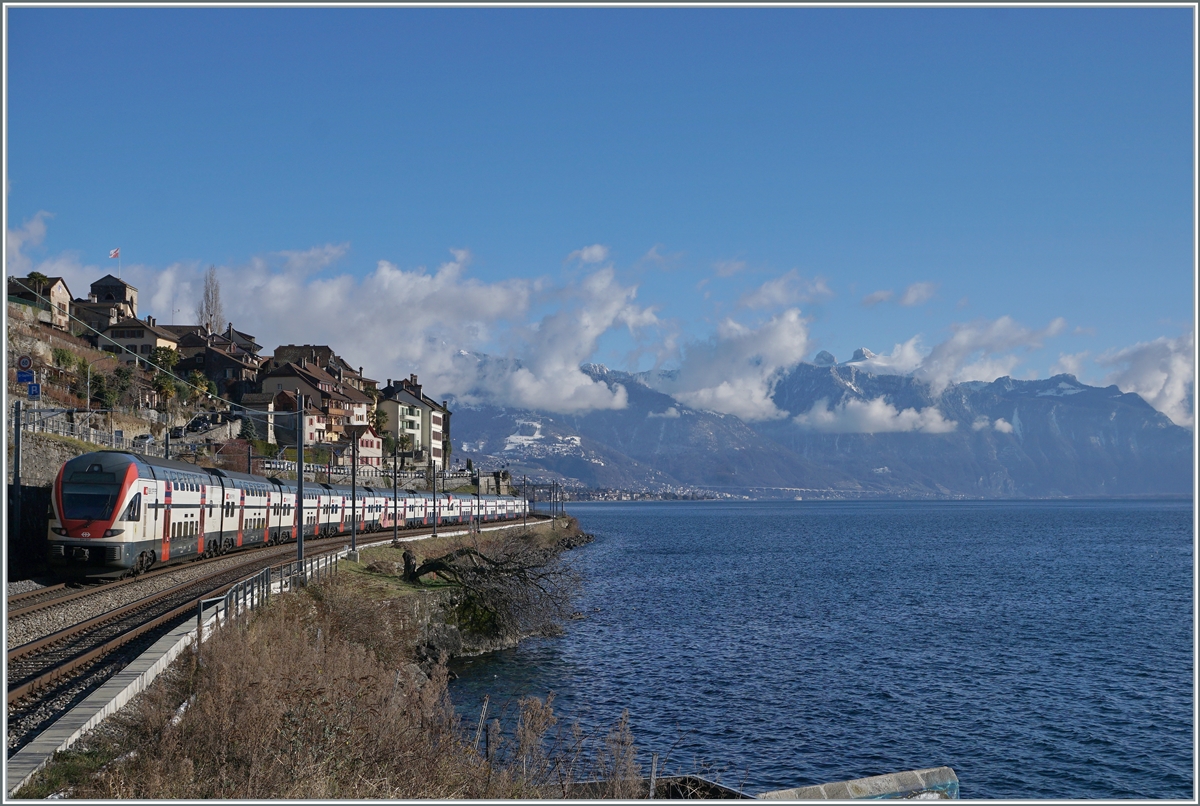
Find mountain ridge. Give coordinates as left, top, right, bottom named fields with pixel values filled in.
left=445, top=360, right=1192, bottom=498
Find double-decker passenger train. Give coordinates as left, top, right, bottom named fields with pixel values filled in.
left=48, top=451, right=528, bottom=577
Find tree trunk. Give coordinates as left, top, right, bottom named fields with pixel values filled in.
left=403, top=548, right=418, bottom=582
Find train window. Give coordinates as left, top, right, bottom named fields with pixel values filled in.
left=121, top=493, right=142, bottom=522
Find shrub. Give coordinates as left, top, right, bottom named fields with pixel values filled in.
left=51, top=347, right=76, bottom=368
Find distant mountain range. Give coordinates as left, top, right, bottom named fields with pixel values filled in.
left=446, top=357, right=1193, bottom=499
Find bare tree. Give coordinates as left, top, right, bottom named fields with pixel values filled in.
left=403, top=536, right=579, bottom=639
left=196, top=265, right=225, bottom=333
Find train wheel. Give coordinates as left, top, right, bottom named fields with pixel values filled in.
left=133, top=552, right=154, bottom=575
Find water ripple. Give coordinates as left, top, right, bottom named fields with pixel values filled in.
left=450, top=500, right=1193, bottom=798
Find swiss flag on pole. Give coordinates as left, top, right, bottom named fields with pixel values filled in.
left=109, top=248, right=120, bottom=259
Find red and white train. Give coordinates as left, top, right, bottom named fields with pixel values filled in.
left=48, top=450, right=529, bottom=577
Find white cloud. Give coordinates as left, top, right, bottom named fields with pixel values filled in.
left=147, top=262, right=201, bottom=325
left=899, top=281, right=937, bottom=307
left=847, top=336, right=925, bottom=375
left=739, top=270, right=832, bottom=310
left=6, top=217, right=658, bottom=415
left=794, top=396, right=958, bottom=434
left=648, top=407, right=681, bottom=419
left=653, top=308, right=811, bottom=421
left=861, top=282, right=936, bottom=308
left=1050, top=351, right=1091, bottom=379
left=276, top=242, right=350, bottom=274
left=6, top=211, right=51, bottom=275
left=714, top=259, right=746, bottom=277
left=474, top=267, right=654, bottom=412
left=1098, top=332, right=1194, bottom=428
left=566, top=244, right=609, bottom=264
left=913, top=316, right=1067, bottom=392
left=973, top=416, right=1014, bottom=433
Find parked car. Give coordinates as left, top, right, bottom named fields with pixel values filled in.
left=187, top=417, right=210, bottom=432
left=169, top=426, right=186, bottom=439
left=131, top=433, right=155, bottom=446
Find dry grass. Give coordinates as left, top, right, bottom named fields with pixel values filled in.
left=16, top=516, right=660, bottom=799
left=62, top=590, right=477, bottom=798
left=25, top=572, right=657, bottom=799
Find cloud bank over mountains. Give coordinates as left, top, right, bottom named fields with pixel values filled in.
left=8, top=217, right=1194, bottom=430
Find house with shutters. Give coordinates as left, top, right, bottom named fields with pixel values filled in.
left=165, top=324, right=263, bottom=400
left=98, top=316, right=179, bottom=367
left=259, top=357, right=371, bottom=445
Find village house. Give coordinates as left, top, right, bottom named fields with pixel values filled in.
left=267, top=345, right=378, bottom=396
left=376, top=382, right=431, bottom=464
left=8, top=275, right=73, bottom=331
left=165, top=324, right=263, bottom=400
left=253, top=389, right=329, bottom=446
left=258, top=358, right=371, bottom=444
left=71, top=275, right=138, bottom=336
left=379, top=374, right=450, bottom=470
left=98, top=316, right=179, bottom=368
left=332, top=426, right=384, bottom=468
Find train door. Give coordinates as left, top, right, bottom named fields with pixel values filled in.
left=143, top=478, right=161, bottom=561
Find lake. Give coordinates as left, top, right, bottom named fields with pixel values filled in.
left=449, top=499, right=1193, bottom=798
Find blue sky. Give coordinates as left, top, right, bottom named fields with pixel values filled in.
left=6, top=7, right=1196, bottom=425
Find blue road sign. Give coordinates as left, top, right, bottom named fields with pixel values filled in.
left=16, top=370, right=34, bottom=384
left=27, top=383, right=40, bottom=399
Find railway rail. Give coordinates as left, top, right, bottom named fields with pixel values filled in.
left=6, top=584, right=69, bottom=609
left=7, top=557, right=288, bottom=704
left=7, top=515, right=551, bottom=761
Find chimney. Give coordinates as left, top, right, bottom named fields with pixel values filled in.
left=88, top=293, right=97, bottom=303
left=387, top=378, right=391, bottom=388
left=410, top=374, right=417, bottom=384
left=146, top=316, right=155, bottom=327
left=300, top=357, right=307, bottom=368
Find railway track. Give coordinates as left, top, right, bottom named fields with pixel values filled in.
left=7, top=559, right=275, bottom=704
left=6, top=584, right=70, bottom=609
left=5, top=542, right=316, bottom=621
left=6, top=517, right=546, bottom=756
left=6, top=531, right=366, bottom=709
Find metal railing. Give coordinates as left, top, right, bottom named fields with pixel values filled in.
left=195, top=553, right=340, bottom=644
left=16, top=412, right=172, bottom=457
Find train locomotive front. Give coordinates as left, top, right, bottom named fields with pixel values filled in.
left=48, top=451, right=160, bottom=576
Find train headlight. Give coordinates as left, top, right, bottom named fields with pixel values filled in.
left=50, top=527, right=67, bottom=535
left=103, top=529, right=125, bottom=537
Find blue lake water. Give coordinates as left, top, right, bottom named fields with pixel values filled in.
left=448, top=500, right=1194, bottom=798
